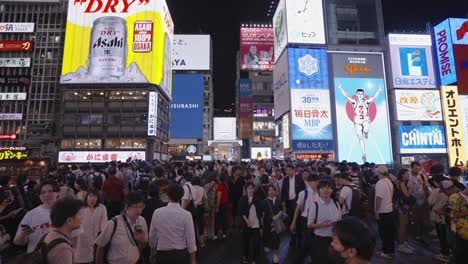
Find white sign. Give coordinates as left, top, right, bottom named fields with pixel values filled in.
left=251, top=147, right=272, bottom=160
left=273, top=49, right=290, bottom=120
left=0, top=113, right=23, bottom=120
left=214, top=117, right=236, bottom=140
left=282, top=114, right=290, bottom=149
left=0, top=58, right=30, bottom=67
left=388, top=34, right=436, bottom=88
left=459, top=95, right=468, bottom=160
left=401, top=156, right=415, bottom=166
left=0, top=93, right=27, bottom=101
left=58, top=151, right=146, bottom=163
left=394, top=90, right=442, bottom=121
left=286, top=0, right=326, bottom=45
left=147, top=92, right=158, bottom=136
left=173, top=35, right=211, bottom=70
left=0, top=23, right=34, bottom=33
left=273, top=0, right=288, bottom=62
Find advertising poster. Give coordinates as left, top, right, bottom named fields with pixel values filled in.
left=453, top=45, right=468, bottom=94
left=282, top=114, right=290, bottom=150
left=169, top=74, right=204, bottom=139
left=0, top=58, right=30, bottom=67
left=440, top=86, right=466, bottom=167
left=172, top=34, right=210, bottom=71
left=238, top=79, right=253, bottom=139
left=273, top=50, right=290, bottom=119
left=59, top=151, right=145, bottom=163
left=214, top=118, right=236, bottom=140
left=434, top=19, right=457, bottom=85
left=0, top=23, right=34, bottom=33
left=331, top=52, right=392, bottom=164
left=273, top=0, right=287, bottom=62
left=61, top=0, right=174, bottom=98
left=0, top=93, right=27, bottom=101
left=388, top=34, right=436, bottom=88
left=459, top=95, right=468, bottom=160
left=238, top=79, right=253, bottom=99
left=240, top=27, right=274, bottom=71
left=394, top=90, right=442, bottom=121
left=251, top=147, right=272, bottom=160
left=147, top=92, right=158, bottom=136
left=285, top=0, right=326, bottom=45
left=399, top=125, right=447, bottom=154
left=0, top=75, right=30, bottom=86
left=288, top=48, right=328, bottom=89
left=0, top=41, right=33, bottom=52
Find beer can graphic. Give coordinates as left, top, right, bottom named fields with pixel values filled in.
left=88, top=16, right=127, bottom=77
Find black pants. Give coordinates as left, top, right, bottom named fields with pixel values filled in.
left=242, top=227, right=260, bottom=262
left=296, top=216, right=311, bottom=262
left=312, top=235, right=332, bottom=264
left=435, top=222, right=449, bottom=256
left=378, top=212, right=395, bottom=254
left=454, top=235, right=468, bottom=264
left=286, top=199, right=297, bottom=245
left=156, top=249, right=190, bottom=264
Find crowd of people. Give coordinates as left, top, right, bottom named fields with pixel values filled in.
left=0, top=159, right=466, bottom=264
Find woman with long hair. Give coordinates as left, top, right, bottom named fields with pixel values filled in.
left=74, top=178, right=89, bottom=201
left=204, top=175, right=218, bottom=240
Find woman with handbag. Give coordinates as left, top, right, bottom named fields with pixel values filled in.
left=239, top=183, right=262, bottom=264
left=396, top=169, right=416, bottom=254
left=262, top=184, right=283, bottom=264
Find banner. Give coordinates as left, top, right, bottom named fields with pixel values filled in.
left=440, top=86, right=466, bottom=166
left=273, top=0, right=287, bottom=62
left=0, top=93, right=27, bottom=101
left=273, top=49, right=290, bottom=119
left=0, top=113, right=23, bottom=120
left=172, top=35, right=210, bottom=70
left=0, top=58, right=30, bottom=67
left=240, top=27, right=274, bottom=71
left=331, top=52, right=392, bottom=164
left=459, top=95, right=468, bottom=161
left=0, top=23, right=34, bottom=33
left=399, top=125, right=447, bottom=154
left=0, top=41, right=33, bottom=52
left=394, top=90, right=442, bottom=121
left=238, top=99, right=253, bottom=119
left=147, top=92, right=158, bottom=136
left=288, top=48, right=328, bottom=89
left=238, top=79, right=253, bottom=139
left=282, top=114, right=290, bottom=149
left=0, top=75, right=30, bottom=86
left=60, top=0, right=174, bottom=98
left=388, top=34, right=436, bottom=88
left=285, top=0, right=326, bottom=45
left=59, top=151, right=145, bottom=163
left=169, top=74, right=204, bottom=139
left=434, top=19, right=458, bottom=85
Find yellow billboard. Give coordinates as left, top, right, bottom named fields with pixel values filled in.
left=60, top=0, right=174, bottom=98
left=441, top=86, right=466, bottom=168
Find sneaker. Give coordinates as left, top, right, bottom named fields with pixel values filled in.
left=404, top=242, right=415, bottom=251
left=434, top=254, right=450, bottom=263
left=398, top=244, right=414, bottom=254
left=376, top=251, right=393, bottom=260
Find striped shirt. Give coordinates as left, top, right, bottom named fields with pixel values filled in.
left=149, top=202, right=197, bottom=253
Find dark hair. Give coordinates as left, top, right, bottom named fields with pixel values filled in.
left=0, top=175, right=11, bottom=186
left=317, top=179, right=335, bottom=192
left=286, top=164, right=295, bottom=170
left=191, top=176, right=201, bottom=186
left=219, top=173, right=227, bottom=183
left=80, top=165, right=90, bottom=171
left=153, top=167, right=164, bottom=178
left=17, top=174, right=29, bottom=185
left=75, top=178, right=88, bottom=191
left=0, top=189, right=6, bottom=204
left=356, top=89, right=364, bottom=93
left=84, top=189, right=100, bottom=208
left=50, top=198, right=84, bottom=228
left=448, top=166, right=463, bottom=178
left=323, top=167, right=332, bottom=176
left=410, top=161, right=421, bottom=168
left=232, top=166, right=242, bottom=175
left=260, top=174, right=270, bottom=184
left=397, top=169, right=409, bottom=182
left=167, top=184, right=184, bottom=202
left=209, top=174, right=219, bottom=184
left=71, top=165, right=78, bottom=171
left=333, top=217, right=376, bottom=261
left=183, top=172, right=193, bottom=182
left=430, top=163, right=445, bottom=175
left=177, top=169, right=185, bottom=176
left=307, top=174, right=320, bottom=182
left=147, top=183, right=160, bottom=198
left=108, top=166, right=117, bottom=176
left=39, top=180, right=60, bottom=193
left=244, top=182, right=255, bottom=192
left=267, top=184, right=277, bottom=193
left=125, top=191, right=146, bottom=207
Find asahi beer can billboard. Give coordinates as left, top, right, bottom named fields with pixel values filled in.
left=61, top=0, right=174, bottom=98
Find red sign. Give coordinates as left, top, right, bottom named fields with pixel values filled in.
left=0, top=41, right=32, bottom=52
left=0, top=134, right=17, bottom=140
left=76, top=0, right=150, bottom=13
left=294, top=153, right=333, bottom=161
left=133, top=21, right=153, bottom=52
left=238, top=98, right=253, bottom=118
left=456, top=21, right=468, bottom=41
left=454, top=44, right=468, bottom=94
left=240, top=27, right=274, bottom=71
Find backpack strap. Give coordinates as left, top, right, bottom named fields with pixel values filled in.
left=301, top=189, right=308, bottom=212
left=313, top=201, right=319, bottom=224
left=185, top=184, right=194, bottom=202
left=41, top=237, right=72, bottom=263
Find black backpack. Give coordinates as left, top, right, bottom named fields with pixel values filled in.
left=184, top=184, right=197, bottom=218
left=342, top=185, right=368, bottom=218
left=13, top=234, right=72, bottom=264
left=92, top=173, right=104, bottom=190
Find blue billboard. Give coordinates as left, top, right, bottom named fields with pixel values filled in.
left=434, top=19, right=457, bottom=85
left=399, top=48, right=429, bottom=76
left=169, top=74, right=204, bottom=139
left=238, top=79, right=252, bottom=99
left=399, top=125, right=447, bottom=154
left=288, top=48, right=328, bottom=89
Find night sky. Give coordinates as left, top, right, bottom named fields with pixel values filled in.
left=167, top=0, right=467, bottom=110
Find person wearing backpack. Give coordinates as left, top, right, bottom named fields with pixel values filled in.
left=42, top=197, right=84, bottom=263
left=307, top=179, right=342, bottom=264
left=337, top=173, right=358, bottom=218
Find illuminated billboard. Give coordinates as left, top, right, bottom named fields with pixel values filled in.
left=0, top=23, right=34, bottom=33
left=273, top=50, right=290, bottom=119
left=60, top=0, right=174, bottom=98
left=238, top=79, right=253, bottom=139
left=388, top=34, right=436, bottom=88
left=399, top=125, right=447, bottom=154
left=459, top=95, right=468, bottom=161
left=282, top=114, right=290, bottom=150
left=331, top=52, right=392, bottom=164
left=251, top=147, right=272, bottom=160
left=273, top=0, right=287, bottom=62
left=172, top=34, right=211, bottom=71
left=453, top=45, right=468, bottom=94
left=394, top=90, right=442, bottom=121
left=0, top=41, right=33, bottom=52
left=288, top=48, right=328, bottom=89
left=59, top=151, right=145, bottom=163
left=285, top=0, right=326, bottom=45
left=214, top=118, right=236, bottom=140
left=240, top=27, right=274, bottom=71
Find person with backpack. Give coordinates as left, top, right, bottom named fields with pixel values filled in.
left=239, top=183, right=262, bottom=264
left=41, top=197, right=84, bottom=264
left=75, top=189, right=108, bottom=263
left=336, top=173, right=360, bottom=218
left=95, top=192, right=148, bottom=264
left=307, top=179, right=342, bottom=264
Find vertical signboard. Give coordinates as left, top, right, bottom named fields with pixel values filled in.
left=273, top=0, right=287, bottom=62
left=388, top=34, right=436, bottom=88
left=434, top=19, right=457, bottom=85
left=147, top=92, right=158, bottom=136
left=331, top=52, right=392, bottom=164
left=282, top=114, right=290, bottom=150
left=285, top=0, right=326, bottom=45
left=238, top=79, right=253, bottom=139
left=240, top=27, right=274, bottom=71
left=169, top=74, right=204, bottom=139
left=273, top=49, right=290, bottom=120
left=440, top=86, right=466, bottom=167
left=394, top=90, right=442, bottom=121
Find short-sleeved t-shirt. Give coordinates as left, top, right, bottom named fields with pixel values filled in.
left=339, top=185, right=353, bottom=215
left=217, top=184, right=229, bottom=205
left=296, top=188, right=319, bottom=217
left=375, top=178, right=393, bottom=214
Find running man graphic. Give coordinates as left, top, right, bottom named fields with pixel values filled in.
left=337, top=82, right=382, bottom=162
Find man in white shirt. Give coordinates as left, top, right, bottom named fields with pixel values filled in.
left=149, top=184, right=197, bottom=264
left=374, top=166, right=395, bottom=259
left=337, top=173, right=355, bottom=216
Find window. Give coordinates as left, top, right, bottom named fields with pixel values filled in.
left=73, top=139, right=102, bottom=150
left=106, top=138, right=147, bottom=149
